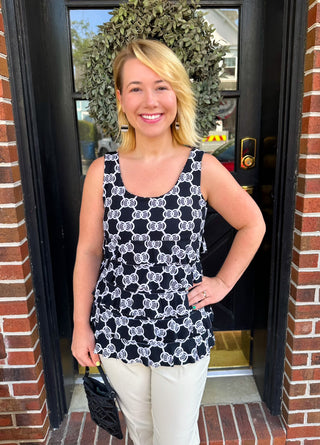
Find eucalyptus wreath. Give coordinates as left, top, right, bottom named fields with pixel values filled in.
left=82, top=0, right=225, bottom=140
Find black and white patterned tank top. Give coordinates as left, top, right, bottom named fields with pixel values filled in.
left=91, top=147, right=214, bottom=367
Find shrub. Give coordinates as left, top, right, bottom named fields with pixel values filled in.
left=78, top=119, right=98, bottom=142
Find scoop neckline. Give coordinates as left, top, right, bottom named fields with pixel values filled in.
left=116, top=148, right=194, bottom=199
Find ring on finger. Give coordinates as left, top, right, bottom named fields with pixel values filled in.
left=202, top=291, right=207, bottom=298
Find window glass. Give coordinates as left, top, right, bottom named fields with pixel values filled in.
left=201, top=9, right=239, bottom=171
left=76, top=100, right=117, bottom=175
left=202, top=8, right=239, bottom=91
left=70, top=8, right=239, bottom=173
left=70, top=9, right=112, bottom=92
left=200, top=98, right=237, bottom=172
left=70, top=10, right=114, bottom=174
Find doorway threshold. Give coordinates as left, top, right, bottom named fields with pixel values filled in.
left=207, top=367, right=253, bottom=378
left=202, top=370, right=261, bottom=406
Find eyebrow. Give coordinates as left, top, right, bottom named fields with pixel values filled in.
left=126, top=80, right=167, bottom=88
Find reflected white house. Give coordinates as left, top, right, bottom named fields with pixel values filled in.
left=204, top=9, right=238, bottom=91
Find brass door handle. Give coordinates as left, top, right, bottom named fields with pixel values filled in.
left=240, top=138, right=256, bottom=169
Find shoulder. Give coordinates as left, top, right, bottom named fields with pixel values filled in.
left=86, top=155, right=105, bottom=177
left=83, top=156, right=105, bottom=194
left=201, top=152, right=227, bottom=176
left=201, top=152, right=240, bottom=201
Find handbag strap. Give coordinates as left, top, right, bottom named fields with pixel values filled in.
left=85, top=365, right=116, bottom=395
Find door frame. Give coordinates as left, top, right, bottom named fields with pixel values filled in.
left=262, top=0, right=307, bottom=413
left=2, top=0, right=307, bottom=425
left=2, top=0, right=68, bottom=427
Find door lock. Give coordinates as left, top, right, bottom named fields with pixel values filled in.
left=240, top=138, right=256, bottom=169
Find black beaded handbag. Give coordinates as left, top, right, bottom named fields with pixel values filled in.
left=83, top=364, right=123, bottom=439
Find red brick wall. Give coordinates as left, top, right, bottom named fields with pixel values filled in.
left=282, top=1, right=320, bottom=443
left=0, top=3, right=49, bottom=444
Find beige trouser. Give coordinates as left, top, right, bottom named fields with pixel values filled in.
left=100, top=355, right=210, bottom=445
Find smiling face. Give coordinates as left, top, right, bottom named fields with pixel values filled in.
left=117, top=58, right=178, bottom=143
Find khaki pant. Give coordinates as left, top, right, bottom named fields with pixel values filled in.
left=100, top=355, right=210, bottom=445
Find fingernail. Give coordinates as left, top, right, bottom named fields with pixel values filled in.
left=95, top=361, right=100, bottom=366
left=192, top=305, right=196, bottom=310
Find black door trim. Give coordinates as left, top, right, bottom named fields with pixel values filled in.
left=2, top=0, right=67, bottom=427
left=263, top=0, right=308, bottom=415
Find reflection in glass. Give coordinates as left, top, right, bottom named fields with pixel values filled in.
left=76, top=100, right=118, bottom=175
left=71, top=8, right=238, bottom=173
left=70, top=9, right=112, bottom=91
left=202, top=9, right=239, bottom=90
left=200, top=98, right=237, bottom=172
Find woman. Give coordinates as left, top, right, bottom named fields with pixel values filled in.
left=72, top=39, right=265, bottom=445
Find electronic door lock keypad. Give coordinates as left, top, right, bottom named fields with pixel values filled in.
left=240, top=138, right=256, bottom=169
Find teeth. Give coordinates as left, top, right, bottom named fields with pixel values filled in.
left=141, top=114, right=161, bottom=120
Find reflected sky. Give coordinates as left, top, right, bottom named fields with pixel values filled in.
left=69, top=9, right=112, bottom=35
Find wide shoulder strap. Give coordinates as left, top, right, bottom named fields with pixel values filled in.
left=104, top=152, right=118, bottom=176
left=188, top=147, right=205, bottom=186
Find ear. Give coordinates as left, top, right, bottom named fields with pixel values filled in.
left=116, top=89, right=122, bottom=107
left=116, top=89, right=126, bottom=115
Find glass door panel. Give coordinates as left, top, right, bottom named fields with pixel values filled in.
left=70, top=9, right=113, bottom=92
left=208, top=330, right=251, bottom=369
left=200, top=97, right=237, bottom=172
left=70, top=10, right=113, bottom=173
left=203, top=9, right=239, bottom=91
left=69, top=8, right=240, bottom=174
left=201, top=8, right=239, bottom=173
left=76, top=99, right=117, bottom=175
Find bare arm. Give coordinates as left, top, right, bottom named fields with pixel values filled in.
left=71, top=156, right=105, bottom=367
left=188, top=154, right=266, bottom=309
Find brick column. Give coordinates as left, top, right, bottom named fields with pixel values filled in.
left=282, top=1, right=320, bottom=443
left=0, top=3, right=49, bottom=444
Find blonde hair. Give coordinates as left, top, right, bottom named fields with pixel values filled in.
left=113, top=39, right=200, bottom=152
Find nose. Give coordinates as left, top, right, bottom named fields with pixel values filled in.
left=144, top=89, right=157, bottom=107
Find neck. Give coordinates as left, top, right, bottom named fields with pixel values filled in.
left=133, top=132, right=177, bottom=159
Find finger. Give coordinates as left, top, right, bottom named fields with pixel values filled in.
left=189, top=292, right=210, bottom=310
left=188, top=288, right=206, bottom=306
left=74, top=355, right=89, bottom=368
left=192, top=300, right=207, bottom=310
left=74, top=349, right=97, bottom=368
left=192, top=291, right=210, bottom=309
left=90, top=351, right=100, bottom=367
left=188, top=281, right=202, bottom=292
left=187, top=283, right=202, bottom=301
left=81, top=356, right=97, bottom=368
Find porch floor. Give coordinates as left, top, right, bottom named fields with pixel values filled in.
left=47, top=403, right=286, bottom=445
left=47, top=376, right=286, bottom=444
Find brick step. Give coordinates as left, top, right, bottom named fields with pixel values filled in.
left=47, top=402, right=286, bottom=444
left=199, top=403, right=286, bottom=444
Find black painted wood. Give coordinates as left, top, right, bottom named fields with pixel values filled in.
left=263, top=0, right=308, bottom=415
left=2, top=0, right=67, bottom=428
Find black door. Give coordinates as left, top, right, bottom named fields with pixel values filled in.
left=66, top=0, right=264, bottom=333
left=6, top=0, right=284, bottom=421
left=27, top=0, right=264, bottom=367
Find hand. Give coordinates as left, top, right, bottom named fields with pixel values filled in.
left=188, top=276, right=231, bottom=310
left=71, top=323, right=100, bottom=367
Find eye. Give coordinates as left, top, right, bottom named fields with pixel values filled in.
left=130, top=87, right=141, bottom=93
left=157, top=86, right=169, bottom=91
